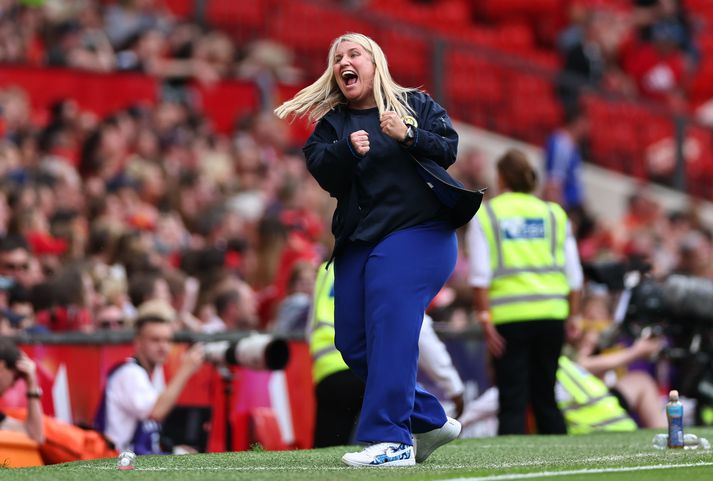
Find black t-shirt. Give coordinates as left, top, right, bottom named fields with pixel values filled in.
left=342, top=107, right=446, bottom=243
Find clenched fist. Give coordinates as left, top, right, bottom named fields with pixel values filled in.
left=350, top=130, right=370, bottom=156
left=380, top=112, right=408, bottom=142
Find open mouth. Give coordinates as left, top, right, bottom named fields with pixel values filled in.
left=341, top=70, right=358, bottom=86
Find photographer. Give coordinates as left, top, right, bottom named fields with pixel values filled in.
left=94, top=303, right=204, bottom=454
left=570, top=289, right=666, bottom=428
left=0, top=338, right=44, bottom=444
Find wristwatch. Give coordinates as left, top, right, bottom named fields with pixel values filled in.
left=476, top=310, right=492, bottom=324
left=26, top=388, right=43, bottom=399
left=401, top=125, right=415, bottom=144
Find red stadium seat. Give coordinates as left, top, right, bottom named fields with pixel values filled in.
left=192, top=80, right=260, bottom=134
left=375, top=29, right=430, bottom=88
left=163, top=0, right=193, bottom=18
left=0, top=67, right=157, bottom=118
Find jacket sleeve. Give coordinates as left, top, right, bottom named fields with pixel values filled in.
left=302, top=118, right=361, bottom=196
left=404, top=93, right=458, bottom=169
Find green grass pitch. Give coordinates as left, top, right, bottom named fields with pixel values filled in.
left=4, top=429, right=713, bottom=481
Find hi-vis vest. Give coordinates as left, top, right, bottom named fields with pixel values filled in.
left=477, top=192, right=570, bottom=324
left=308, top=262, right=348, bottom=385
left=557, top=356, right=637, bottom=434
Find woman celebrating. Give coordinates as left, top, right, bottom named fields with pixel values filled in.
left=275, top=33, right=480, bottom=467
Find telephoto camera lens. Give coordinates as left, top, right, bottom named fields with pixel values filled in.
left=203, top=334, right=290, bottom=371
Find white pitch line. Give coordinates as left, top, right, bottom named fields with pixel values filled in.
left=77, top=465, right=473, bottom=471
left=75, top=459, right=713, bottom=475
left=439, top=461, right=713, bottom=481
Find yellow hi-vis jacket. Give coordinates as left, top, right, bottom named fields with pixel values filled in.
left=557, top=356, right=638, bottom=434
left=308, top=263, right=348, bottom=385
left=477, top=192, right=570, bottom=324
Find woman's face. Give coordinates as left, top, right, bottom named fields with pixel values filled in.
left=332, top=41, right=376, bottom=109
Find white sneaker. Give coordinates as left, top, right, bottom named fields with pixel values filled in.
left=413, top=417, right=461, bottom=463
left=341, top=442, right=415, bottom=467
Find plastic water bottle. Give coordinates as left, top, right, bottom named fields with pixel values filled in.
left=653, top=432, right=712, bottom=450
left=684, top=433, right=700, bottom=449
left=652, top=433, right=668, bottom=449
left=666, top=390, right=684, bottom=448
left=116, top=451, right=136, bottom=470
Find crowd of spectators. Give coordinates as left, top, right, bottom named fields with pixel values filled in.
left=0, top=1, right=326, bottom=337
left=557, top=0, right=700, bottom=112
left=0, top=75, right=334, bottom=335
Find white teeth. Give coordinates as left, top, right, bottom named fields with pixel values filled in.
left=341, top=70, right=357, bottom=80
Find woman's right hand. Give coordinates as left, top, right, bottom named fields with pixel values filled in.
left=632, top=335, right=665, bottom=360
left=481, top=321, right=506, bottom=358
left=15, top=353, right=39, bottom=388
left=350, top=130, right=370, bottom=156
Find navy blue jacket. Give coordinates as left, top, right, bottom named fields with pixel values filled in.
left=303, top=91, right=483, bottom=254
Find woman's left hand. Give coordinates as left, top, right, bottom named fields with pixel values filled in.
left=15, top=353, right=38, bottom=386
left=380, top=112, right=408, bottom=142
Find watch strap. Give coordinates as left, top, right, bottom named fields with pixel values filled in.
left=26, top=389, right=42, bottom=399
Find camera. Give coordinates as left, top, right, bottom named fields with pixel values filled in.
left=203, top=333, right=290, bottom=371
left=585, top=261, right=713, bottom=335
left=585, top=261, right=713, bottom=421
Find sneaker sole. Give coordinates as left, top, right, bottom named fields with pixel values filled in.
left=341, top=456, right=416, bottom=467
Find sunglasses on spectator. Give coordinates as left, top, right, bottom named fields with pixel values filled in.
left=97, top=318, right=126, bottom=329
left=3, top=262, right=29, bottom=271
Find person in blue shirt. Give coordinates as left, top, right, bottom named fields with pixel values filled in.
left=275, top=32, right=482, bottom=467
left=543, top=108, right=589, bottom=212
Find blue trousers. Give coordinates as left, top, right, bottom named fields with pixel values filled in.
left=334, top=221, right=457, bottom=445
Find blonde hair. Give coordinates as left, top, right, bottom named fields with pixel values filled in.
left=274, top=32, right=416, bottom=123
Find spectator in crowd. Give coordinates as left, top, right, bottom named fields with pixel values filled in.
left=95, top=313, right=204, bottom=454
left=623, top=19, right=688, bottom=109
left=94, top=303, right=127, bottom=331
left=557, top=8, right=610, bottom=110
left=47, top=18, right=115, bottom=73
left=211, top=280, right=259, bottom=331
left=450, top=147, right=491, bottom=192
left=237, top=39, right=303, bottom=109
left=543, top=107, right=589, bottom=213
left=0, top=87, right=33, bottom=143
left=0, top=235, right=34, bottom=289
left=672, top=230, right=713, bottom=278
left=4, top=282, right=44, bottom=334
left=103, top=0, right=173, bottom=50
left=205, top=289, right=234, bottom=333
left=270, top=260, right=315, bottom=336
left=128, top=270, right=171, bottom=308
left=467, top=149, right=583, bottom=435
left=34, top=262, right=96, bottom=332
left=633, top=0, right=699, bottom=71
left=0, top=338, right=44, bottom=444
